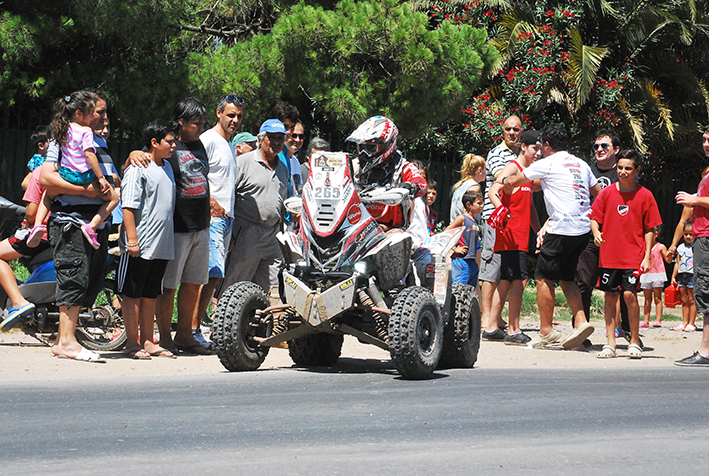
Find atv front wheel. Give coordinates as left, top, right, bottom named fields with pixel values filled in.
left=388, top=286, right=443, bottom=380
left=439, top=283, right=481, bottom=369
left=212, top=281, right=270, bottom=371
left=288, top=333, right=344, bottom=367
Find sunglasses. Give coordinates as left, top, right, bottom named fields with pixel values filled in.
left=291, top=134, right=305, bottom=139
left=504, top=127, right=521, bottom=132
left=593, top=143, right=611, bottom=151
left=225, top=94, right=245, bottom=106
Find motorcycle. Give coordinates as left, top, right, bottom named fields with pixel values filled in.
left=211, top=151, right=480, bottom=380
left=0, top=196, right=126, bottom=350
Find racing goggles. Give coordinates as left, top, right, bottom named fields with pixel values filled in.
left=356, top=142, right=382, bottom=157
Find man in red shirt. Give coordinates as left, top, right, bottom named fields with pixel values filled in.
left=675, top=126, right=709, bottom=366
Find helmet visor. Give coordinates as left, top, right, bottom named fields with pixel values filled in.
left=356, top=142, right=382, bottom=157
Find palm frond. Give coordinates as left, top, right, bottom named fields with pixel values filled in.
left=699, top=79, right=709, bottom=119
left=566, top=27, right=607, bottom=107
left=618, top=96, right=647, bottom=154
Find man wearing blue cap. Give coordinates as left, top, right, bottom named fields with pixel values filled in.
left=219, top=119, right=289, bottom=295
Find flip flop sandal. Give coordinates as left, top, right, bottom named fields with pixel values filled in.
left=597, top=345, right=617, bottom=359
left=149, top=348, right=177, bottom=359
left=56, top=347, right=106, bottom=363
left=627, top=343, right=643, bottom=359
left=124, top=349, right=151, bottom=360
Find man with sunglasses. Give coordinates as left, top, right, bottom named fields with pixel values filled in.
left=287, top=121, right=306, bottom=194
left=481, top=115, right=523, bottom=341
left=193, top=94, right=243, bottom=350
left=577, top=130, right=632, bottom=335
left=220, top=119, right=289, bottom=297
left=271, top=102, right=302, bottom=213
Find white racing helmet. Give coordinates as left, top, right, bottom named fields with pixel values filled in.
left=346, top=116, right=399, bottom=175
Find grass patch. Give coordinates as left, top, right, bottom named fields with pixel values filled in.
left=10, top=259, right=30, bottom=281
left=502, top=282, right=684, bottom=322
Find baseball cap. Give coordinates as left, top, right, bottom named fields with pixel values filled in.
left=520, top=129, right=541, bottom=146
left=259, top=119, right=287, bottom=135
left=232, top=131, right=258, bottom=146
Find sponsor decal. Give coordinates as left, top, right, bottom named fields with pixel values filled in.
left=325, top=172, right=331, bottom=187
left=285, top=276, right=297, bottom=289
left=339, top=279, right=354, bottom=291
left=425, top=263, right=435, bottom=278
left=348, top=205, right=362, bottom=225
left=617, top=205, right=629, bottom=216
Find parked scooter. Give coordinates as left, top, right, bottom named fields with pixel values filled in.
left=0, top=195, right=125, bottom=350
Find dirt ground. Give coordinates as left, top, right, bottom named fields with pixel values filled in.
left=0, top=317, right=704, bottom=382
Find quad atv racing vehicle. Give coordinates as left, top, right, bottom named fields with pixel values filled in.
left=212, top=152, right=480, bottom=379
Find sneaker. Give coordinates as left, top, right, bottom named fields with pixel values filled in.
left=639, top=321, right=649, bottom=328
left=561, top=322, right=595, bottom=349
left=481, top=328, right=507, bottom=341
left=684, top=324, right=697, bottom=332
left=534, top=328, right=562, bottom=348
left=504, top=332, right=532, bottom=346
left=615, top=328, right=626, bottom=338
left=26, top=225, right=46, bottom=248
left=192, top=328, right=214, bottom=351
left=81, top=224, right=101, bottom=250
left=0, top=303, right=35, bottom=332
left=674, top=352, right=709, bottom=367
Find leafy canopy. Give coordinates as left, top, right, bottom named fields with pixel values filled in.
left=187, top=0, right=498, bottom=138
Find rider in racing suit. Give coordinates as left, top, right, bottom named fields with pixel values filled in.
left=346, top=116, right=427, bottom=231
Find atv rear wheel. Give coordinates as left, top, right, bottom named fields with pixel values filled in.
left=212, top=281, right=270, bottom=371
left=388, top=286, right=443, bottom=380
left=439, top=283, right=481, bottom=369
left=288, top=333, right=344, bottom=367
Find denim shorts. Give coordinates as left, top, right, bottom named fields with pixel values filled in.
left=452, top=258, right=479, bottom=286
left=676, top=272, right=694, bottom=288
left=208, top=216, right=233, bottom=279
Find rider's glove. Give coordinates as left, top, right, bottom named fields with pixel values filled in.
left=398, top=182, right=419, bottom=197
left=487, top=204, right=510, bottom=230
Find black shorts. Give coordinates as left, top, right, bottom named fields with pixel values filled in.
left=535, top=232, right=590, bottom=282
left=498, top=250, right=528, bottom=281
left=598, top=268, right=640, bottom=293
left=8, top=235, right=50, bottom=258
left=116, top=254, right=168, bottom=299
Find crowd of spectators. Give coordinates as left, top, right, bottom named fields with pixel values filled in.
left=1, top=90, right=708, bottom=368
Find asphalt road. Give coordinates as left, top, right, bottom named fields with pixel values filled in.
left=2, top=367, right=707, bottom=475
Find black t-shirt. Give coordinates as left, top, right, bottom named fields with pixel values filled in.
left=591, top=162, right=619, bottom=191
left=167, top=139, right=210, bottom=232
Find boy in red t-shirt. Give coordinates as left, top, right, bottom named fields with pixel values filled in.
left=591, top=150, right=662, bottom=359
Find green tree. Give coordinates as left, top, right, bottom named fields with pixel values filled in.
left=187, top=0, right=498, bottom=139
left=412, top=0, right=709, bottom=178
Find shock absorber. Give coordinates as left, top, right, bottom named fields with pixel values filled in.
left=272, top=312, right=288, bottom=336
left=358, top=289, right=388, bottom=343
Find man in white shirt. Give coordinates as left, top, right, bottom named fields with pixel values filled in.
left=504, top=124, right=601, bottom=349
left=194, top=94, right=243, bottom=349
